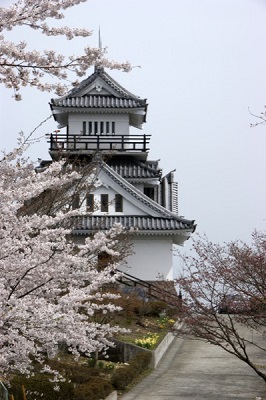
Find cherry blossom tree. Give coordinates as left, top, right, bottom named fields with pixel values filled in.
left=0, top=0, right=131, bottom=100
left=176, top=231, right=266, bottom=382
left=0, top=144, right=129, bottom=379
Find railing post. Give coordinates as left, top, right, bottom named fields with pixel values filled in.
left=148, top=283, right=151, bottom=297
left=143, top=134, right=146, bottom=151
left=121, top=135, right=124, bottom=150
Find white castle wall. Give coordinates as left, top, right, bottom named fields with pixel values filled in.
left=121, top=236, right=173, bottom=281
left=68, top=113, right=129, bottom=135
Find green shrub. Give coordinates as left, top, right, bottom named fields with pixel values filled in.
left=131, top=352, right=151, bottom=371
left=111, top=351, right=151, bottom=390
left=9, top=374, right=74, bottom=400
left=73, top=377, right=114, bottom=400
left=143, top=301, right=166, bottom=316
left=47, top=359, right=99, bottom=383
left=10, top=369, right=114, bottom=400
left=111, top=366, right=135, bottom=390
left=117, top=292, right=146, bottom=317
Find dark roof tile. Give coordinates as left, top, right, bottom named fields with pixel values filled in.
left=72, top=215, right=195, bottom=233
left=107, top=157, right=162, bottom=179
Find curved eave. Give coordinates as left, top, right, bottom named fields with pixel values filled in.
left=70, top=215, right=196, bottom=241
left=50, top=104, right=147, bottom=129
left=127, top=178, right=161, bottom=184
left=72, top=228, right=194, bottom=246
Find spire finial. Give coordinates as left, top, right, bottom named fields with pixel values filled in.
left=95, top=27, right=103, bottom=73
left=98, top=26, right=102, bottom=50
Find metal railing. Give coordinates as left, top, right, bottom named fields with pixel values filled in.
left=117, top=270, right=182, bottom=308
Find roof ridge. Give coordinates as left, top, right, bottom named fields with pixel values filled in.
left=99, top=69, right=141, bottom=100
left=134, top=159, right=162, bottom=175
left=53, top=69, right=145, bottom=102
left=108, top=158, right=161, bottom=179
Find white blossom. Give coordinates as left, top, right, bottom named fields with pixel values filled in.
left=0, top=146, right=128, bottom=378
left=0, top=0, right=131, bottom=99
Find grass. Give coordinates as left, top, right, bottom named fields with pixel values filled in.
left=116, top=316, right=171, bottom=347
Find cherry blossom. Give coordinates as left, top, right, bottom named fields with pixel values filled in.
left=0, top=0, right=131, bottom=99
left=0, top=145, right=128, bottom=377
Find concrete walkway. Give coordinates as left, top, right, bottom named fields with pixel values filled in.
left=119, top=335, right=266, bottom=400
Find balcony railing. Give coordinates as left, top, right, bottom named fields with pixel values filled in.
left=48, top=133, right=151, bottom=153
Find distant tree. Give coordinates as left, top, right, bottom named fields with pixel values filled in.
left=176, top=231, right=266, bottom=382
left=0, top=0, right=131, bottom=100
left=249, top=107, right=266, bottom=128
left=0, top=144, right=129, bottom=381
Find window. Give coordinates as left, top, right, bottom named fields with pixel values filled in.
left=101, top=194, right=109, bottom=212
left=89, top=121, right=92, bottom=135
left=72, top=194, right=80, bottom=209
left=86, top=194, right=94, bottom=212
left=82, top=121, right=86, bottom=135
left=115, top=194, right=123, bottom=212
left=98, top=251, right=113, bottom=270
left=85, top=121, right=114, bottom=135
left=112, top=121, right=115, bottom=134
left=144, top=187, right=154, bottom=200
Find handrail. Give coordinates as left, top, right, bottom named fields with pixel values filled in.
left=116, top=270, right=182, bottom=308
left=48, top=133, right=151, bottom=140
left=48, top=133, right=151, bottom=153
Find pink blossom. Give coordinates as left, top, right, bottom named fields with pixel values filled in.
left=0, top=145, right=128, bottom=377
left=0, top=0, right=131, bottom=99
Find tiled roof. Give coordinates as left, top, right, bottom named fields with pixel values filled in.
left=72, top=215, right=195, bottom=233
left=51, top=68, right=147, bottom=110
left=67, top=68, right=142, bottom=99
left=51, top=95, right=145, bottom=109
left=107, top=157, right=162, bottom=179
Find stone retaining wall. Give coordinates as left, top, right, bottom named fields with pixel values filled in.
left=109, top=330, right=175, bottom=368
left=104, top=331, right=176, bottom=400
left=150, top=330, right=175, bottom=368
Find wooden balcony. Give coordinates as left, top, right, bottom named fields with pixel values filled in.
left=48, top=133, right=151, bottom=160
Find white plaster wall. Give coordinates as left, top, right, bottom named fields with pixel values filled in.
left=72, top=234, right=174, bottom=281
left=68, top=113, right=129, bottom=135
left=121, top=236, right=174, bottom=280
left=132, top=182, right=144, bottom=192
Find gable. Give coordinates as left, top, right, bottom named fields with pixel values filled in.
left=68, top=76, right=121, bottom=98
left=97, top=163, right=176, bottom=218
left=60, top=68, right=145, bottom=101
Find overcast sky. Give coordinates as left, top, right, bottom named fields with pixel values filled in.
left=1, top=0, right=266, bottom=251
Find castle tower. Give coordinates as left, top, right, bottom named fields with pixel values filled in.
left=48, top=67, right=196, bottom=281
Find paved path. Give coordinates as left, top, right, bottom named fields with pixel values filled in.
left=119, top=335, right=266, bottom=400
